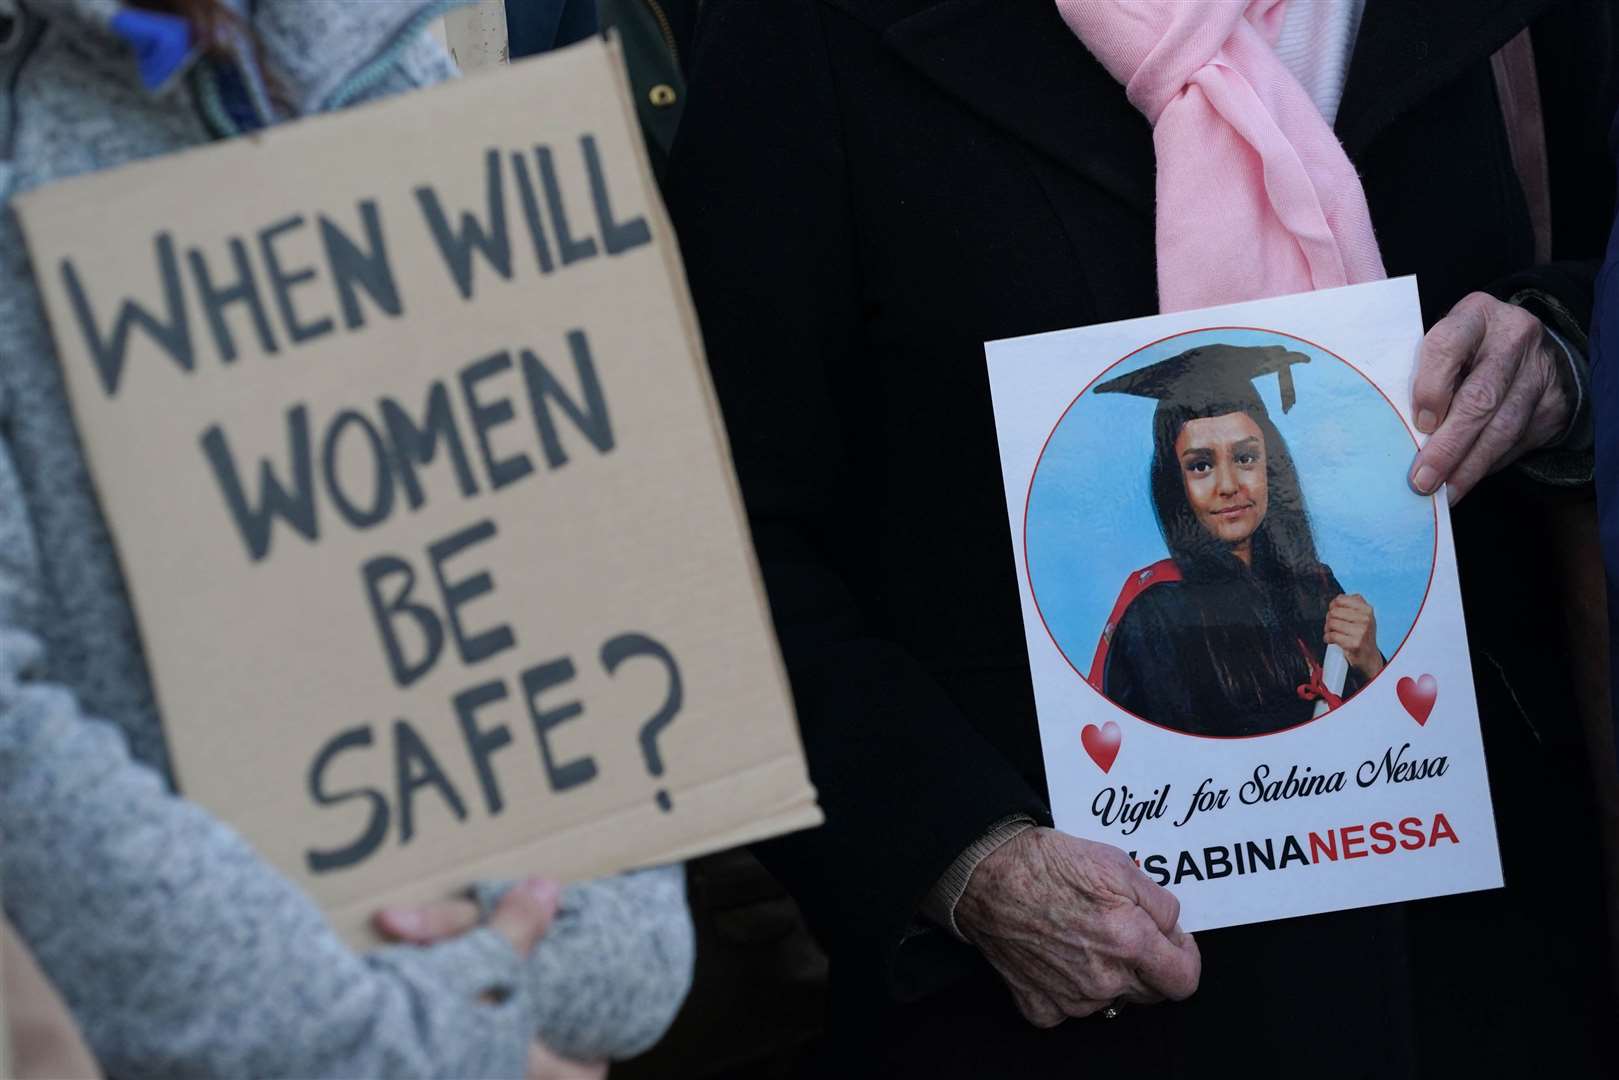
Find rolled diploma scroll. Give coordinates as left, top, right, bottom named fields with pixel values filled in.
left=1312, top=644, right=1350, bottom=718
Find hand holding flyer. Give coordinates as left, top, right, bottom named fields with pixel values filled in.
left=986, top=277, right=1502, bottom=931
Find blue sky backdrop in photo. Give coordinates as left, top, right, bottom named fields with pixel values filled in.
left=1025, top=327, right=1436, bottom=676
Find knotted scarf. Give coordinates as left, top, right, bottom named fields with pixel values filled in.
left=1055, top=0, right=1386, bottom=312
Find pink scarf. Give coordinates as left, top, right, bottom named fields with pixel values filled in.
left=1056, top=0, right=1386, bottom=313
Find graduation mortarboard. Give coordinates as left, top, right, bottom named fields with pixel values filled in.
left=1093, top=343, right=1312, bottom=414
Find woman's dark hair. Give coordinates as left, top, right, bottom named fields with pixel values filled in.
left=1148, top=397, right=1333, bottom=709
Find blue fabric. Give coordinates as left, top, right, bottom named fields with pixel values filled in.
left=1590, top=106, right=1619, bottom=762
left=108, top=8, right=193, bottom=90
left=506, top=0, right=599, bottom=59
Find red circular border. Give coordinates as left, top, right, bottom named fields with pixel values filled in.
left=1022, top=325, right=1441, bottom=741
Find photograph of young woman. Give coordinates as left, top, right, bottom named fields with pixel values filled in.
left=1087, top=343, right=1384, bottom=736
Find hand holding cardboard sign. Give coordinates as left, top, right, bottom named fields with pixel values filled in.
left=376, top=878, right=607, bottom=1077
left=525, top=1044, right=607, bottom=1080
left=1408, top=292, right=1573, bottom=503
left=375, top=876, right=561, bottom=958
left=955, top=828, right=1201, bottom=1026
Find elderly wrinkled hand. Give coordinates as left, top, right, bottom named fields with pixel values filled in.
left=954, top=827, right=1201, bottom=1028
left=1407, top=292, right=1574, bottom=504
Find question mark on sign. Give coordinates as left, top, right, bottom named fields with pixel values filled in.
left=601, top=632, right=683, bottom=812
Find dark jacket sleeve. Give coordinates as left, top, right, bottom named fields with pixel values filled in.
left=1487, top=1, right=1617, bottom=318
left=1487, top=0, right=1617, bottom=484
left=666, top=0, right=1049, bottom=993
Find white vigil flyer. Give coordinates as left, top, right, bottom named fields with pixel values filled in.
left=985, top=277, right=1502, bottom=931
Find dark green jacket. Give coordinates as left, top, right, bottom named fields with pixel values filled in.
left=600, top=0, right=691, bottom=182
left=507, top=0, right=696, bottom=183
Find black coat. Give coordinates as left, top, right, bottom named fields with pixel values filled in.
left=668, top=0, right=1617, bottom=1074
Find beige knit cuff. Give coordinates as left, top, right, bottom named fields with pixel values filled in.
left=920, top=815, right=1037, bottom=941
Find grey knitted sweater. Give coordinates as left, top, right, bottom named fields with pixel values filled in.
left=0, top=1, right=693, bottom=1076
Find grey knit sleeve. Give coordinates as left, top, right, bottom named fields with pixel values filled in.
left=474, top=865, right=696, bottom=1060
left=0, top=419, right=535, bottom=1080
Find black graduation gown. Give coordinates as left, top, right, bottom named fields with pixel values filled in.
left=1102, top=567, right=1370, bottom=737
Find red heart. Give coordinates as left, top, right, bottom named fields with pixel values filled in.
left=1397, top=674, right=1438, bottom=726
left=1082, top=721, right=1122, bottom=773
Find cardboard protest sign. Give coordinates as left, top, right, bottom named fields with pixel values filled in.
left=986, top=278, right=1502, bottom=930
left=15, top=38, right=819, bottom=940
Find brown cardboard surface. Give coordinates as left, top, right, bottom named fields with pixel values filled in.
left=0, top=914, right=10, bottom=1080
left=14, top=38, right=818, bottom=942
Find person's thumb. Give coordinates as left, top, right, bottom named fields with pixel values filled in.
left=488, top=878, right=562, bottom=956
